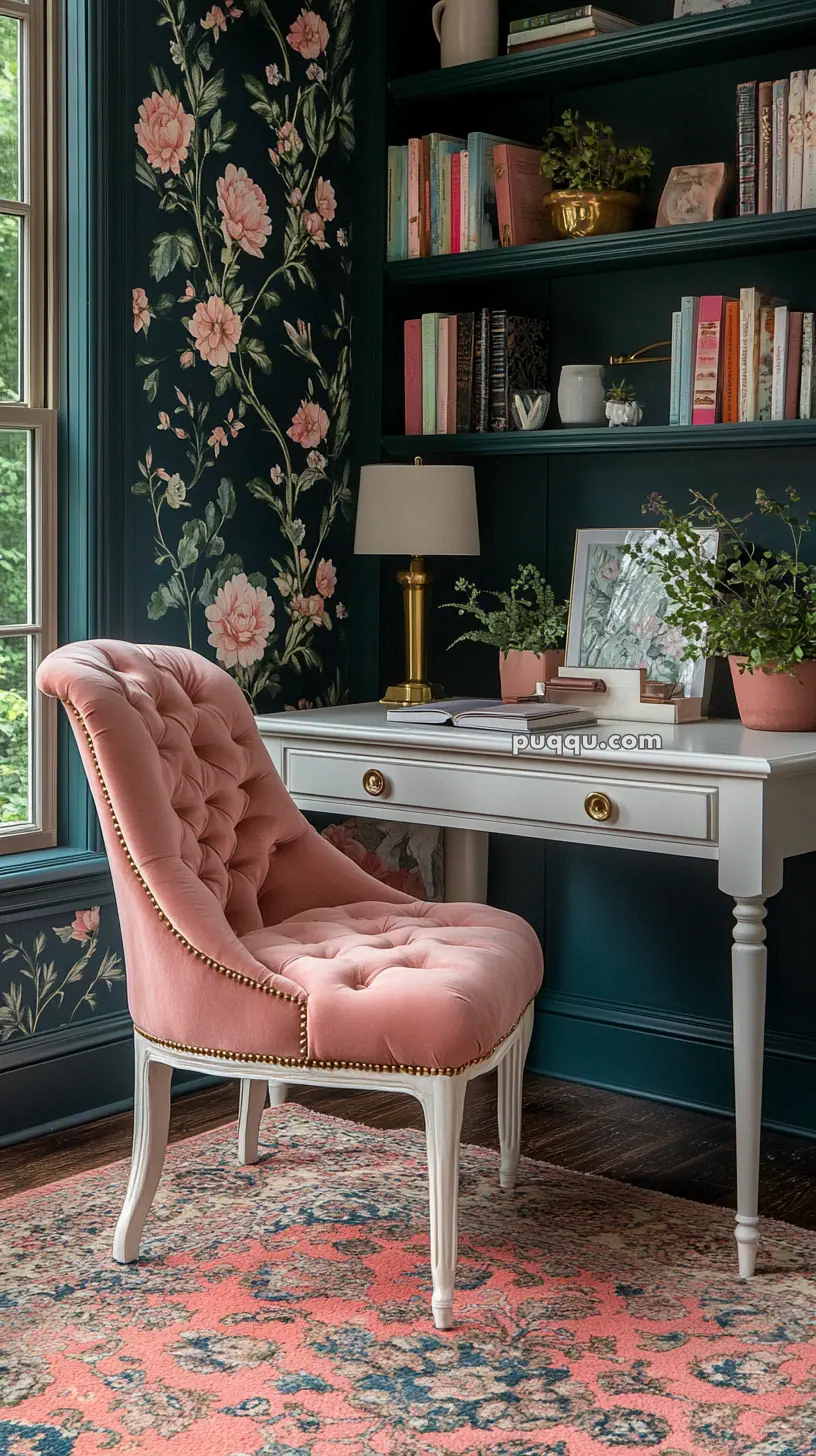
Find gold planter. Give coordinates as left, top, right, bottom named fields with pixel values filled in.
left=543, top=189, right=642, bottom=240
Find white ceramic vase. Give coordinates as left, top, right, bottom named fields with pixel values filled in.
left=432, top=0, right=499, bottom=68
left=557, top=364, right=607, bottom=426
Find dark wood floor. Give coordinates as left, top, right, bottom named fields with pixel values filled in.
left=3, top=1072, right=816, bottom=1228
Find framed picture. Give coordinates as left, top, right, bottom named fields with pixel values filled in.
left=565, top=527, right=720, bottom=700
left=673, top=0, right=750, bottom=15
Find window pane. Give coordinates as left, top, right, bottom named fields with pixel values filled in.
left=0, top=212, right=20, bottom=401
left=0, top=429, right=28, bottom=625
left=0, top=16, right=20, bottom=201
left=0, top=634, right=30, bottom=826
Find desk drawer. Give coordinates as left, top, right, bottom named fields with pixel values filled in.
left=284, top=748, right=716, bottom=844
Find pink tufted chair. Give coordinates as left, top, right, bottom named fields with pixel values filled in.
left=38, top=641, right=542, bottom=1328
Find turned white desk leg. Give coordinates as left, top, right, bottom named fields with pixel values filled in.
left=444, top=828, right=489, bottom=904
left=732, top=896, right=768, bottom=1279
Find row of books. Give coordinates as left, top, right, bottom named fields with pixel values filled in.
left=505, top=5, right=636, bottom=56
left=404, top=312, right=549, bottom=435
left=386, top=135, right=550, bottom=259
left=737, top=71, right=816, bottom=216
left=669, top=291, right=816, bottom=427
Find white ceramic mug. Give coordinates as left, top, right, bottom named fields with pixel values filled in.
left=432, top=0, right=499, bottom=68
left=557, top=364, right=607, bottom=426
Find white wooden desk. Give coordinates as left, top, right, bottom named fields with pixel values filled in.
left=257, top=703, right=816, bottom=1277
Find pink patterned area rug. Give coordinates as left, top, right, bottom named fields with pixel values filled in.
left=2, top=1106, right=816, bottom=1455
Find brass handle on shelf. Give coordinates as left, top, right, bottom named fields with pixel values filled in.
left=585, top=791, right=614, bottom=823
left=363, top=769, right=387, bottom=798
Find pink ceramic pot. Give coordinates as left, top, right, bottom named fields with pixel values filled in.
left=499, top=649, right=564, bottom=702
left=729, top=656, right=816, bottom=731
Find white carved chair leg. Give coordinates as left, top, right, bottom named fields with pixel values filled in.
left=268, top=1079, right=289, bottom=1107
left=420, top=1074, right=467, bottom=1331
left=237, top=1078, right=268, bottom=1166
left=498, top=1003, right=535, bottom=1191
left=732, top=897, right=768, bottom=1278
left=113, top=1035, right=172, bottom=1263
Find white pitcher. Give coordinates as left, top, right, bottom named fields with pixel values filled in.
left=432, top=0, right=499, bottom=68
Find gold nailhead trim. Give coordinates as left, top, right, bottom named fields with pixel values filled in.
left=64, top=700, right=309, bottom=1056
left=64, top=698, right=533, bottom=1079
left=135, top=998, right=534, bottom=1079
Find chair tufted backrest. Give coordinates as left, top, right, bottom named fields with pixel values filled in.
left=37, top=641, right=308, bottom=940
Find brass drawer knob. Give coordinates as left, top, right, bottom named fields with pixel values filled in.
left=363, top=769, right=387, bottom=798
left=585, top=791, right=614, bottom=823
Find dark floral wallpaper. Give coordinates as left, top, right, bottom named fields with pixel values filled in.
left=132, top=0, right=354, bottom=710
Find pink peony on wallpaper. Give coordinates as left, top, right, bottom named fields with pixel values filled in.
left=133, top=0, right=354, bottom=711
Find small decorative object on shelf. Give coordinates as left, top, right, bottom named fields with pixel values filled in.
left=674, top=0, right=750, bottom=13
left=511, top=389, right=551, bottom=430
left=442, top=564, right=568, bottom=701
left=431, top=0, right=498, bottom=68
left=631, top=488, right=816, bottom=731
left=605, top=379, right=642, bottom=427
left=656, top=163, right=732, bottom=226
left=539, top=111, right=652, bottom=239
left=558, top=363, right=606, bottom=425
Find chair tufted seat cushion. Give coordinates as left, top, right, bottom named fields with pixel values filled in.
left=242, top=899, right=543, bottom=1071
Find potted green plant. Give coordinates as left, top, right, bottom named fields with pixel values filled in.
left=443, top=564, right=569, bottom=700
left=605, top=378, right=643, bottom=427
left=630, top=488, right=816, bottom=731
left=540, top=110, right=653, bottom=239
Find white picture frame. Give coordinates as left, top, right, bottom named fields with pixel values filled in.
left=566, top=526, right=720, bottom=701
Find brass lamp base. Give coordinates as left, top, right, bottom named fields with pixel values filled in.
left=380, top=679, right=444, bottom=706
left=380, top=554, right=445, bottom=706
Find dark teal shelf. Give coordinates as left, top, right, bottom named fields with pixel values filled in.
left=383, top=421, right=816, bottom=456
left=386, top=211, right=816, bottom=286
left=390, top=0, right=816, bottom=103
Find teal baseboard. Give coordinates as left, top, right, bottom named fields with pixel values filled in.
left=530, top=992, right=816, bottom=1140
left=0, top=1014, right=222, bottom=1146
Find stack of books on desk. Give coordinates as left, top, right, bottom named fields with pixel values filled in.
left=387, top=699, right=597, bottom=731
left=506, top=6, right=637, bottom=55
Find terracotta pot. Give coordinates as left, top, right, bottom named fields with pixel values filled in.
left=543, top=189, right=642, bottom=240
left=729, top=656, right=816, bottom=732
left=499, top=649, right=564, bottom=702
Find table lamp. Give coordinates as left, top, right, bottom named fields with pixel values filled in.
left=355, top=459, right=480, bottom=705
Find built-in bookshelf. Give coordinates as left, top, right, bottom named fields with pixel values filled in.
left=383, top=420, right=816, bottom=457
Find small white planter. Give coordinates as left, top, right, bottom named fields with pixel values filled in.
left=605, top=399, right=643, bottom=428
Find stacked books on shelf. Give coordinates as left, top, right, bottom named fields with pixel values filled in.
left=737, top=71, right=816, bottom=215
left=668, top=291, right=816, bottom=426
left=506, top=6, right=637, bottom=55
left=386, top=133, right=552, bottom=259
left=404, top=311, right=549, bottom=435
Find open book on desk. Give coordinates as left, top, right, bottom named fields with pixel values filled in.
left=386, top=699, right=597, bottom=731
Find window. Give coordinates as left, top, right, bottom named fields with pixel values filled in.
left=0, top=0, right=56, bottom=853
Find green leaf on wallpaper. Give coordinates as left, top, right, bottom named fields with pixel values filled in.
left=136, top=151, right=160, bottom=193
left=150, top=233, right=181, bottom=281
left=243, top=337, right=271, bottom=374
left=177, top=231, right=199, bottom=269
left=198, top=71, right=227, bottom=118
left=143, top=368, right=160, bottom=403
left=210, top=366, right=232, bottom=397
left=150, top=63, right=170, bottom=95
left=217, top=478, right=236, bottom=518
left=197, top=570, right=216, bottom=607
left=208, top=535, right=225, bottom=558
left=148, top=585, right=172, bottom=620
left=154, top=293, right=176, bottom=317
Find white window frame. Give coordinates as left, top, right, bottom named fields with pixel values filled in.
left=0, top=0, right=58, bottom=854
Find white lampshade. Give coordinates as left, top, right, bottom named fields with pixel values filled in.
left=354, top=463, right=480, bottom=557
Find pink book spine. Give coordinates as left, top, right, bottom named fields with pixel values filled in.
left=451, top=152, right=462, bottom=254
left=692, top=295, right=725, bottom=426
left=404, top=319, right=422, bottom=434
left=437, top=317, right=450, bottom=434
left=460, top=152, right=469, bottom=253
left=407, top=139, right=421, bottom=259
